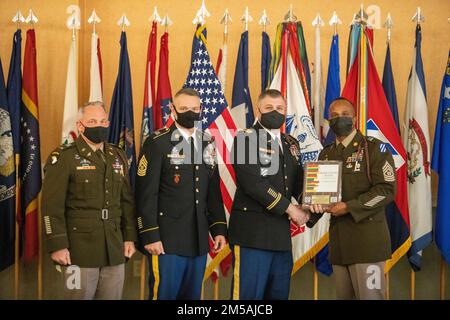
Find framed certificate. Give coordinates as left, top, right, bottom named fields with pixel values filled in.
left=302, top=161, right=342, bottom=206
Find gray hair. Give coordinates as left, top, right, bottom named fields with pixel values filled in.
left=77, top=101, right=106, bottom=120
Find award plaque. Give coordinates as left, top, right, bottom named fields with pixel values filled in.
left=302, top=161, right=342, bottom=206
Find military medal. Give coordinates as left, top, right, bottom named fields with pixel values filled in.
left=174, top=174, right=180, bottom=184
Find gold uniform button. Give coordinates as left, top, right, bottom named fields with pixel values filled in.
left=73, top=227, right=77, bottom=231
left=243, top=207, right=247, bottom=211
left=106, top=190, right=109, bottom=194
left=196, top=200, right=199, bottom=204
left=175, top=166, right=179, bottom=170
left=196, top=189, right=199, bottom=193
left=195, top=177, right=199, bottom=182
left=195, top=166, right=199, bottom=170
left=285, top=187, right=289, bottom=191
left=85, top=179, right=89, bottom=183
left=105, top=178, right=109, bottom=182
left=159, top=212, right=164, bottom=216
left=285, top=176, right=288, bottom=179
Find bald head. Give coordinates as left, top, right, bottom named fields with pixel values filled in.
left=328, top=98, right=356, bottom=119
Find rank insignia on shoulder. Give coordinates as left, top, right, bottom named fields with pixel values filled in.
left=137, top=155, right=148, bottom=176
left=153, top=127, right=170, bottom=139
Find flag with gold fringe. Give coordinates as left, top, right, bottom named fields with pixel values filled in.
left=20, top=29, right=42, bottom=262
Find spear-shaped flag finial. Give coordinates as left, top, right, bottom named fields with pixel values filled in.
left=412, top=7, right=425, bottom=25
left=25, top=9, right=39, bottom=27
left=88, top=9, right=101, bottom=34
left=259, top=9, right=270, bottom=32
left=219, top=8, right=232, bottom=35
left=117, top=13, right=130, bottom=31
left=383, top=13, right=394, bottom=42
left=192, top=0, right=210, bottom=25
left=150, top=6, right=162, bottom=24
left=240, top=7, right=253, bottom=31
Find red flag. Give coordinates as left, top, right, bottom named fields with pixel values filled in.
left=155, top=32, right=173, bottom=129
left=21, top=29, right=41, bottom=262
left=141, top=21, right=158, bottom=144
left=342, top=27, right=410, bottom=272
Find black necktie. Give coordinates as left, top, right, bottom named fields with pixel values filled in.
left=189, top=137, right=196, bottom=164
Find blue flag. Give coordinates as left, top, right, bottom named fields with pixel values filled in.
left=261, top=31, right=271, bottom=91
left=0, top=56, right=16, bottom=271
left=382, top=44, right=400, bottom=132
left=323, top=34, right=340, bottom=145
left=382, top=42, right=411, bottom=271
left=108, top=32, right=137, bottom=188
left=431, top=51, right=450, bottom=264
left=6, top=30, right=22, bottom=156
left=232, top=31, right=254, bottom=129
left=315, top=34, right=341, bottom=277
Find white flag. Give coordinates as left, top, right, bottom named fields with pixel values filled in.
left=403, top=26, right=432, bottom=268
left=270, top=51, right=328, bottom=270
left=61, top=37, right=78, bottom=144
left=217, top=42, right=227, bottom=93
left=312, top=22, right=325, bottom=135
left=89, top=33, right=102, bottom=102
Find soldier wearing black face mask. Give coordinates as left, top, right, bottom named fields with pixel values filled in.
left=307, top=97, right=396, bottom=300
left=135, top=88, right=227, bottom=300
left=41, top=101, right=137, bottom=300
left=228, top=89, right=308, bottom=300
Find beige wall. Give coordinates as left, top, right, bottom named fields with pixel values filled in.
left=0, top=0, right=449, bottom=200
left=0, top=0, right=449, bottom=300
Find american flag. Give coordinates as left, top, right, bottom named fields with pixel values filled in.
left=183, top=24, right=237, bottom=279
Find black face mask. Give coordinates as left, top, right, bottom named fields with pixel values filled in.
left=175, top=109, right=200, bottom=129
left=260, top=110, right=285, bottom=129
left=329, top=116, right=354, bottom=137
left=81, top=124, right=109, bottom=144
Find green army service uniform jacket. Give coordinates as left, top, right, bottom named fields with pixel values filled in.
left=41, top=136, right=137, bottom=268
left=308, top=130, right=396, bottom=265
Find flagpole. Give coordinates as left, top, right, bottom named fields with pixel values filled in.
left=25, top=9, right=43, bottom=300
left=201, top=283, right=205, bottom=300
left=382, top=13, right=393, bottom=301
left=139, top=256, right=146, bottom=300
left=12, top=10, right=25, bottom=301
left=313, top=258, right=319, bottom=300
left=409, top=8, right=425, bottom=302
left=440, top=256, right=446, bottom=300
left=385, top=272, right=390, bottom=300
left=214, top=278, right=220, bottom=300
left=139, top=7, right=163, bottom=299
left=14, top=159, right=20, bottom=300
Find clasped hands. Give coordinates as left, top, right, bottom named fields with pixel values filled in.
left=286, top=201, right=349, bottom=226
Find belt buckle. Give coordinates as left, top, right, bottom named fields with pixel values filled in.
left=101, top=209, right=109, bottom=220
